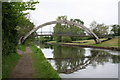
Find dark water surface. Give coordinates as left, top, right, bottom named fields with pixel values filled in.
left=34, top=41, right=120, bottom=78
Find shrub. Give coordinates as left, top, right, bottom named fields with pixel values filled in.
left=54, top=36, right=62, bottom=42
left=61, top=36, right=72, bottom=42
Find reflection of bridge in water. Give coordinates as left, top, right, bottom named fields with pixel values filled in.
left=49, top=48, right=119, bottom=74
left=48, top=52, right=102, bottom=74
left=34, top=41, right=120, bottom=74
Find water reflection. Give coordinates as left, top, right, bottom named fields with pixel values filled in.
left=34, top=41, right=120, bottom=75
left=52, top=46, right=120, bottom=74
left=53, top=46, right=86, bottom=74
left=90, top=50, right=120, bottom=68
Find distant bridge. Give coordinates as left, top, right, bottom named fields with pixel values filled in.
left=35, top=32, right=112, bottom=38
left=36, top=32, right=92, bottom=37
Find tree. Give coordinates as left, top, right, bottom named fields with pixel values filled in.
left=111, top=25, right=120, bottom=36
left=16, top=16, right=35, bottom=39
left=90, top=21, right=97, bottom=30
left=69, top=18, right=85, bottom=41
left=2, top=2, right=38, bottom=55
left=54, top=16, right=85, bottom=42
left=54, top=16, right=69, bottom=42
left=90, top=21, right=109, bottom=36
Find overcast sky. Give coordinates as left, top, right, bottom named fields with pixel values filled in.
left=28, top=0, right=119, bottom=32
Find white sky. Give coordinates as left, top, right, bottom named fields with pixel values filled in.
left=28, top=0, right=119, bottom=32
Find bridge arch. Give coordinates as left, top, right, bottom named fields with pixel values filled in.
left=19, top=19, right=101, bottom=44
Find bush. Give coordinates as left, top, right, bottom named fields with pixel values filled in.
left=54, top=36, right=62, bottom=42
left=61, top=36, right=72, bottom=42
left=17, top=44, right=26, bottom=51
left=78, top=37, right=92, bottom=40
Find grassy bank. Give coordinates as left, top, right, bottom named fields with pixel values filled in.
left=29, top=45, right=60, bottom=79
left=2, top=53, right=21, bottom=78
left=17, top=44, right=26, bottom=51
left=48, top=37, right=119, bottom=49
left=72, top=38, right=119, bottom=48
left=2, top=44, right=26, bottom=78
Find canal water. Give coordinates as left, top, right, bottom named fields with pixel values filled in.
left=34, top=41, right=120, bottom=78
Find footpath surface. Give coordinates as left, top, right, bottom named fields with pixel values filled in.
left=10, top=47, right=33, bottom=78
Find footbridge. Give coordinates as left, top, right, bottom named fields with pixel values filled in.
left=19, top=19, right=101, bottom=44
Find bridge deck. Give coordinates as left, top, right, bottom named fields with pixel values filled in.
left=35, top=34, right=112, bottom=38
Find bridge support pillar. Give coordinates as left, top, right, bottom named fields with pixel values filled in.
left=94, top=38, right=101, bottom=44
left=18, top=36, right=25, bottom=44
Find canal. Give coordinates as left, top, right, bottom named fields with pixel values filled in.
left=34, top=41, right=120, bottom=78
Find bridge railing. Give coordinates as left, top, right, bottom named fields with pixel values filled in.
left=36, top=32, right=112, bottom=38
left=37, top=32, right=53, bottom=34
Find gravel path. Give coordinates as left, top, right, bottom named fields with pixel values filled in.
left=10, top=47, right=33, bottom=78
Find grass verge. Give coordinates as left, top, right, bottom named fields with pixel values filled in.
left=2, top=44, right=26, bottom=78
left=17, top=44, right=26, bottom=51
left=48, top=38, right=119, bottom=48
left=72, top=38, right=119, bottom=48
left=2, top=53, right=21, bottom=78
left=29, top=45, right=60, bottom=79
